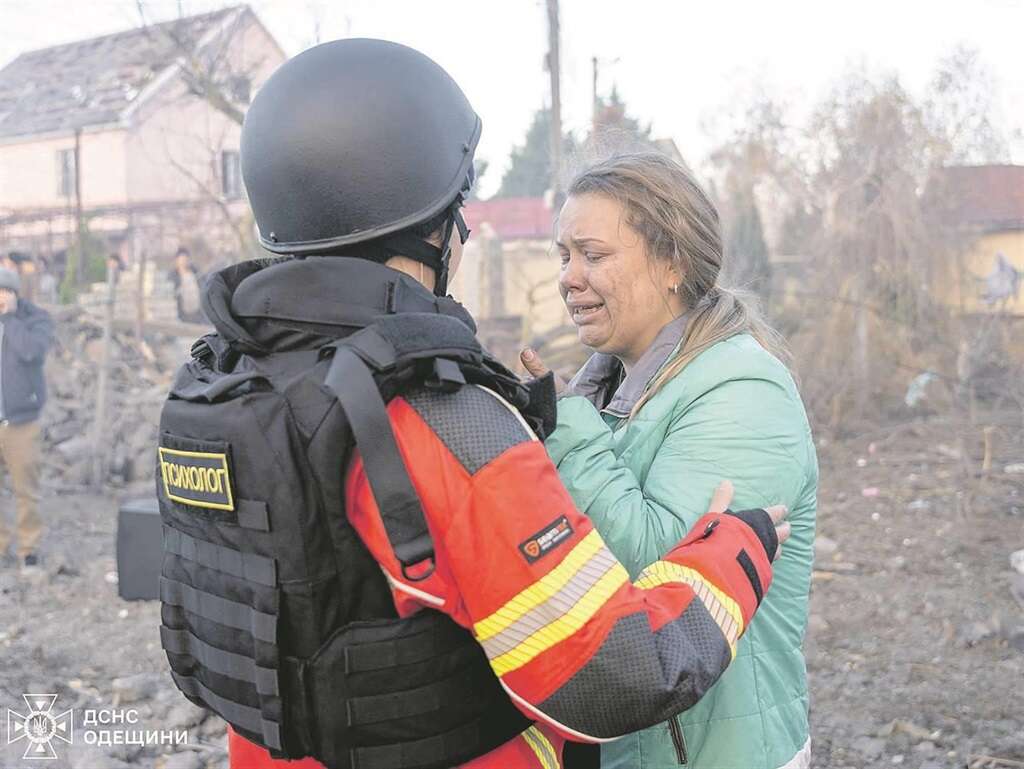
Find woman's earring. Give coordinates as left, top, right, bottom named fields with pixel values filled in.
left=670, top=284, right=679, bottom=295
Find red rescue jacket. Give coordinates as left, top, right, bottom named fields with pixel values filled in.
left=230, top=384, right=772, bottom=768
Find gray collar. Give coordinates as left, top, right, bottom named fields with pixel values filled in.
left=566, top=313, right=689, bottom=418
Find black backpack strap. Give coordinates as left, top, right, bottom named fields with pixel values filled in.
left=324, top=345, right=435, bottom=579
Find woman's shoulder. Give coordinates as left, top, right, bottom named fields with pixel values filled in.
left=658, top=335, right=818, bottom=490
left=659, top=333, right=798, bottom=406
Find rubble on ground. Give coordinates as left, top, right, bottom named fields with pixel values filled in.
left=41, top=307, right=199, bottom=489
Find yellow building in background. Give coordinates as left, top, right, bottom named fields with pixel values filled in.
left=456, top=197, right=584, bottom=373
left=938, top=165, right=1024, bottom=315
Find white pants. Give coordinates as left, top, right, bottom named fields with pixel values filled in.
left=778, top=738, right=812, bottom=769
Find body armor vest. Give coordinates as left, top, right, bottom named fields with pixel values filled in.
left=156, top=260, right=555, bottom=769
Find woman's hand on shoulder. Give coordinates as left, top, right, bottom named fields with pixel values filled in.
left=520, top=347, right=568, bottom=395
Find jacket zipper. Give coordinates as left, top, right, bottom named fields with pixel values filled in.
left=668, top=716, right=688, bottom=764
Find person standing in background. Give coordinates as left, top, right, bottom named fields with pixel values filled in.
left=3, top=252, right=36, bottom=303
left=36, top=256, right=59, bottom=305
left=0, top=267, right=54, bottom=569
left=107, top=252, right=126, bottom=287
left=169, top=246, right=204, bottom=324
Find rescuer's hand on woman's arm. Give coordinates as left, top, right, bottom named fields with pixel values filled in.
left=345, top=388, right=788, bottom=742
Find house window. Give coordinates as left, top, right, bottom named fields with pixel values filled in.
left=229, top=76, right=251, bottom=105
left=221, top=150, right=242, bottom=199
left=57, top=148, right=76, bottom=198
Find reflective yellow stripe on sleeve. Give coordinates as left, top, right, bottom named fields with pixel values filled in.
left=473, top=529, right=629, bottom=677
left=634, top=560, right=744, bottom=656
left=474, top=529, right=606, bottom=641
left=521, top=725, right=560, bottom=769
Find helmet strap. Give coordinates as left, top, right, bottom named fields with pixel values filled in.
left=433, top=211, right=457, bottom=297
left=369, top=191, right=470, bottom=297
left=377, top=232, right=443, bottom=271
left=435, top=186, right=472, bottom=297
left=454, top=208, right=470, bottom=246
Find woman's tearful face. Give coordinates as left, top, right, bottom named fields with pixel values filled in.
left=556, top=193, right=682, bottom=368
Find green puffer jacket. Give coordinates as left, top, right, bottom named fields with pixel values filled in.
left=546, top=330, right=817, bottom=769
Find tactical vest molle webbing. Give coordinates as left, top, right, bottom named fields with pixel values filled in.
left=157, top=312, right=555, bottom=769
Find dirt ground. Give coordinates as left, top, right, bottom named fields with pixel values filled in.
left=1, top=412, right=1022, bottom=769
left=807, top=414, right=1024, bottom=769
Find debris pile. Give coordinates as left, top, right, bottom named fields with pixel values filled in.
left=40, top=307, right=198, bottom=489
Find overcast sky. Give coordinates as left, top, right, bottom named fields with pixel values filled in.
left=1, top=0, right=1021, bottom=197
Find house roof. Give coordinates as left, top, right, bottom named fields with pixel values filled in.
left=463, top=197, right=553, bottom=240
left=0, top=6, right=246, bottom=140
left=937, top=164, right=1024, bottom=230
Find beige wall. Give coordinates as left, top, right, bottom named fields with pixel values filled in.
left=448, top=240, right=483, bottom=317
left=0, top=128, right=127, bottom=210
left=125, top=86, right=241, bottom=204
left=0, top=12, right=284, bottom=216
left=449, top=236, right=568, bottom=341
left=502, top=240, right=569, bottom=339
left=125, top=15, right=284, bottom=205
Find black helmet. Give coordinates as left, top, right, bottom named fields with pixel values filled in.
left=240, top=38, right=480, bottom=294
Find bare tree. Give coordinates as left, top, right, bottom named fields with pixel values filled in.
left=135, top=2, right=256, bottom=126
left=134, top=3, right=270, bottom=259
left=924, top=45, right=1010, bottom=166
left=703, top=47, right=1020, bottom=441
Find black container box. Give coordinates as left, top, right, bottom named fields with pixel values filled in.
left=116, top=498, right=162, bottom=601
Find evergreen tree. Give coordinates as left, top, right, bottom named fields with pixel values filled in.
left=588, top=85, right=654, bottom=149
left=723, top=183, right=772, bottom=297
left=496, top=108, right=576, bottom=198
left=466, top=159, right=489, bottom=201
left=496, top=89, right=656, bottom=199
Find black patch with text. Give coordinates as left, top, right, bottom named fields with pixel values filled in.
left=158, top=441, right=235, bottom=513
left=519, top=515, right=573, bottom=564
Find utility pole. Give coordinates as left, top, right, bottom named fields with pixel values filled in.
left=74, top=127, right=85, bottom=288
left=91, top=262, right=117, bottom=486
left=546, top=0, right=562, bottom=205
left=59, top=126, right=86, bottom=302
left=131, top=212, right=147, bottom=344
left=590, top=56, right=620, bottom=137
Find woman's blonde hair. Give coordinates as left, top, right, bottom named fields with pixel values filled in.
left=566, top=152, right=789, bottom=417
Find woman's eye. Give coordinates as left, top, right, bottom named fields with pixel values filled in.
left=558, top=252, right=570, bottom=266
left=585, top=252, right=606, bottom=262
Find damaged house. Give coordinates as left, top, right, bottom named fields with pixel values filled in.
left=0, top=5, right=284, bottom=305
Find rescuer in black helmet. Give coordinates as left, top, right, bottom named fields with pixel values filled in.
left=240, top=37, right=477, bottom=295
left=158, top=37, right=785, bottom=769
